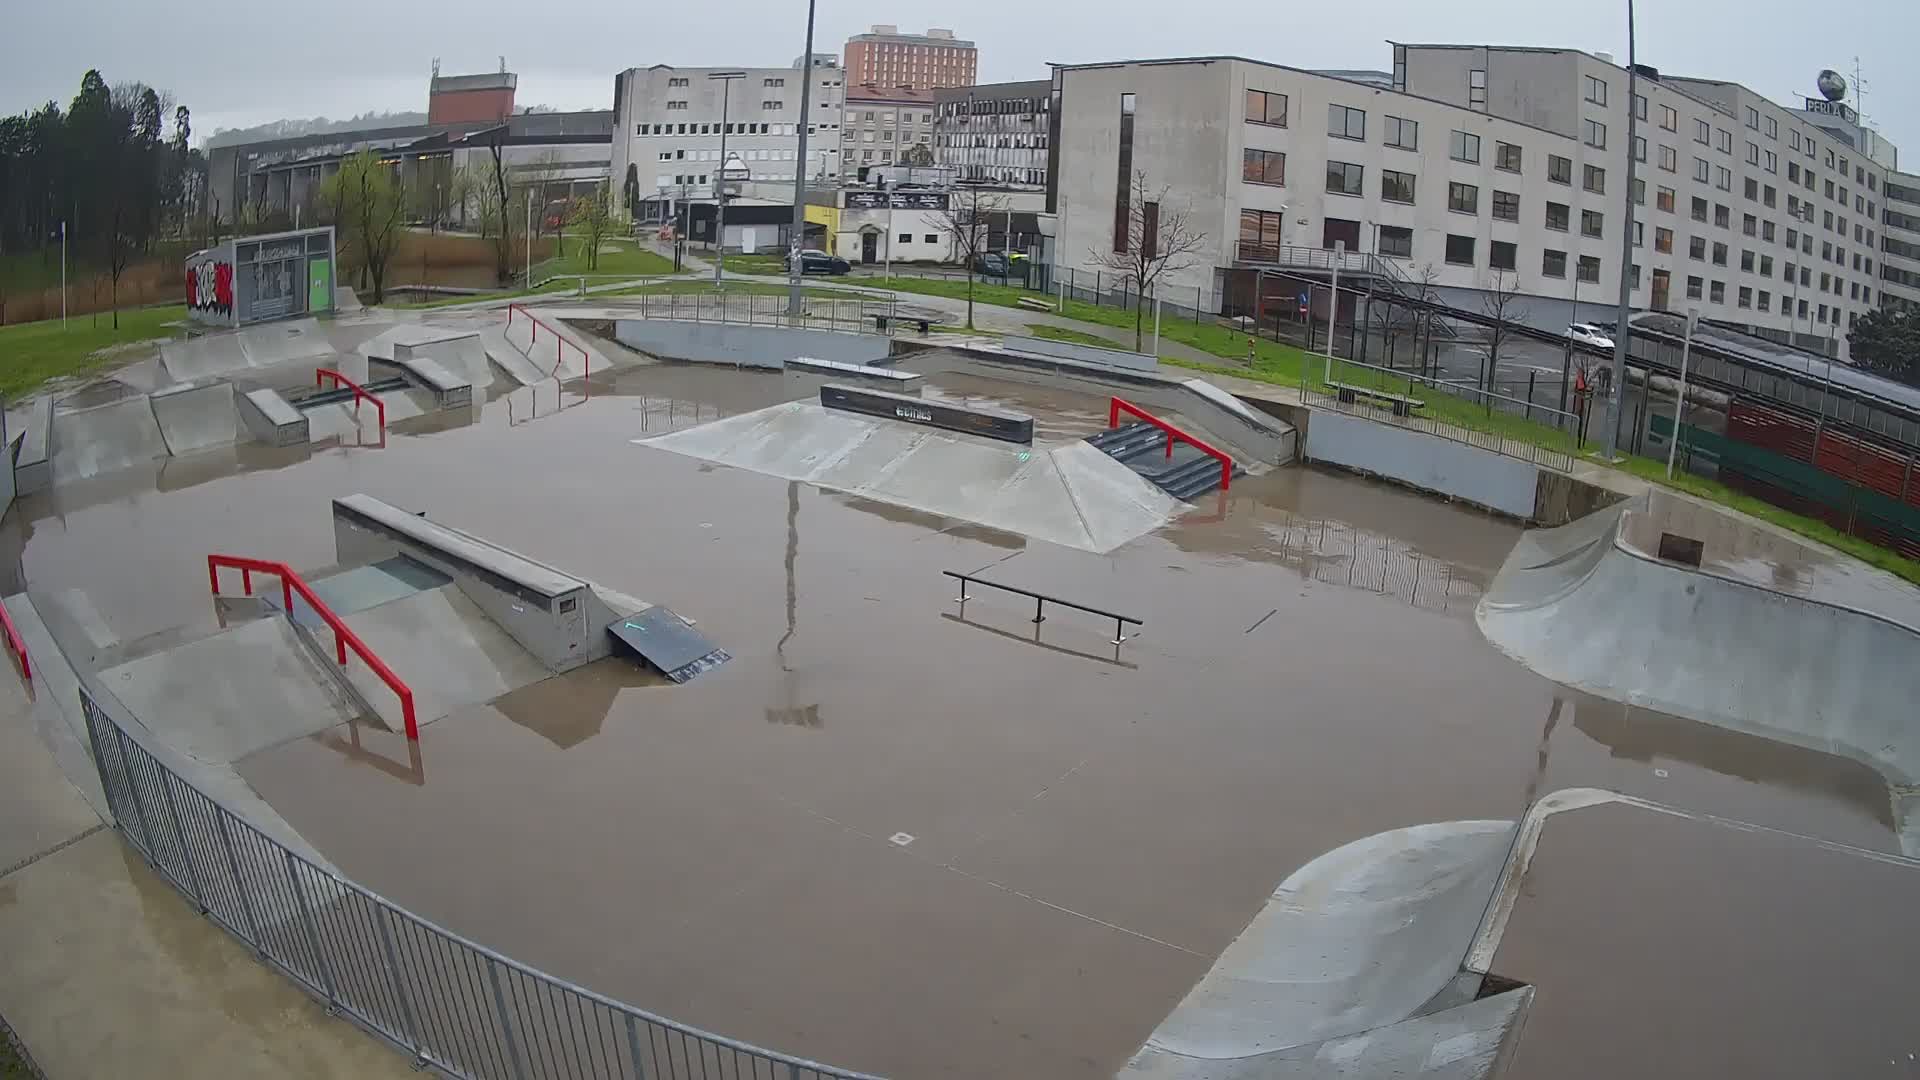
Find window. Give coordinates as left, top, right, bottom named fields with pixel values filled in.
left=1710, top=281, right=1726, bottom=303
left=1239, top=209, right=1286, bottom=255
left=1578, top=255, right=1602, bottom=283
left=1657, top=186, right=1676, bottom=212
left=1743, top=214, right=1757, bottom=236
left=1496, top=141, right=1522, bottom=172
left=1633, top=179, right=1646, bottom=205
left=1690, top=236, right=1707, bottom=260
left=1445, top=234, right=1475, bottom=265
left=1659, top=104, right=1678, bottom=131
left=1585, top=75, right=1608, bottom=105
left=1745, top=106, right=1760, bottom=130
left=1825, top=179, right=1835, bottom=200
left=1548, top=155, right=1572, bottom=184
left=1717, top=129, right=1732, bottom=154
left=1384, top=115, right=1417, bottom=150
left=1543, top=249, right=1568, bottom=278
left=1633, top=221, right=1645, bottom=246
left=1380, top=168, right=1416, bottom=203
left=1765, top=151, right=1777, bottom=174
left=1746, top=142, right=1761, bottom=167
left=1114, top=93, right=1136, bottom=253
left=1242, top=149, right=1286, bottom=186
left=1245, top=89, right=1289, bottom=126
left=1692, top=157, right=1711, bottom=183
left=667, top=101, right=689, bottom=111
left=1758, top=290, right=1771, bottom=312
left=1784, top=260, right=1796, bottom=282
left=1687, top=275, right=1704, bottom=300
left=1760, top=255, right=1773, bottom=276
left=1469, top=69, right=1487, bottom=111
left=1490, top=240, right=1516, bottom=271
left=1763, top=185, right=1777, bottom=208
left=925, top=234, right=938, bottom=245
left=1546, top=202, right=1570, bottom=231
left=1633, top=136, right=1647, bottom=163
left=1715, top=166, right=1732, bottom=191
left=1792, top=130, right=1803, bottom=151
left=1789, top=162, right=1801, bottom=182
left=1655, top=227, right=1674, bottom=253
left=1325, top=160, right=1364, bottom=196
left=1450, top=130, right=1480, bottom=163
left=1695, top=118, right=1711, bottom=144
left=1328, top=103, right=1366, bottom=140
left=1712, top=241, right=1728, bottom=266
left=1583, top=164, right=1606, bottom=194
left=1584, top=119, right=1606, bottom=149
left=1448, top=182, right=1479, bottom=214
left=668, top=77, right=689, bottom=87
left=1767, top=116, right=1779, bottom=139
left=761, top=100, right=784, bottom=111
left=1582, top=209, right=1604, bottom=238
left=1691, top=197, right=1709, bottom=223
left=1635, top=94, right=1648, bottom=121
left=1492, top=190, right=1519, bottom=221
left=1741, top=249, right=1756, bottom=271
left=1715, top=204, right=1730, bottom=229
left=1378, top=225, right=1413, bottom=258
left=1742, top=177, right=1758, bottom=201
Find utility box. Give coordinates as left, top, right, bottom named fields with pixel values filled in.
left=185, top=226, right=337, bottom=328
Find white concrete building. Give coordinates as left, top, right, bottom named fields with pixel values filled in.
left=934, top=80, right=1052, bottom=188
left=842, top=85, right=937, bottom=177
left=1879, top=171, right=1920, bottom=312
left=1048, top=48, right=1900, bottom=360
left=611, top=62, right=846, bottom=224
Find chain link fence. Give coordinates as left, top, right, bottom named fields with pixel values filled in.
left=78, top=683, right=880, bottom=1080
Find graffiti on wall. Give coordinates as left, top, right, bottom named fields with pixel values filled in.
left=186, top=260, right=235, bottom=317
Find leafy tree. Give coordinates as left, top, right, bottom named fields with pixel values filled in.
left=567, top=184, right=613, bottom=271
left=622, top=164, right=639, bottom=219
left=1846, top=306, right=1920, bottom=386
left=319, top=150, right=407, bottom=303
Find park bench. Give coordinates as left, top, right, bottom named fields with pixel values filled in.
left=1326, top=380, right=1426, bottom=418
left=1015, top=296, right=1056, bottom=312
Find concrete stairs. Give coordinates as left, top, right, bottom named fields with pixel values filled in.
left=1087, top=421, right=1243, bottom=501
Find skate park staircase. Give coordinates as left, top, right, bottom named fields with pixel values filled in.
left=1087, top=398, right=1242, bottom=501
left=504, top=303, right=592, bottom=383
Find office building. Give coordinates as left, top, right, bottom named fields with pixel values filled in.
left=843, top=26, right=976, bottom=91
left=842, top=84, right=937, bottom=177
left=1881, top=171, right=1920, bottom=312
left=428, top=68, right=517, bottom=125
left=934, top=80, right=1051, bottom=188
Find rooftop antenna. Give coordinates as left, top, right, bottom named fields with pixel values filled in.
left=499, top=55, right=507, bottom=74
left=1851, top=56, right=1874, bottom=128
left=431, top=57, right=440, bottom=79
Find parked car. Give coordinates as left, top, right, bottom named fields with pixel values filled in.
left=972, top=253, right=1012, bottom=277
left=786, top=250, right=851, bottom=276
left=1566, top=323, right=1615, bottom=350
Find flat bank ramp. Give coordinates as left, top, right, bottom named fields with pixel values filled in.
left=333, top=585, right=550, bottom=728
left=150, top=380, right=239, bottom=456
left=1122, top=820, right=1518, bottom=1078
left=641, top=400, right=1183, bottom=553
left=159, top=317, right=336, bottom=382
left=52, top=395, right=169, bottom=481
left=1479, top=496, right=1920, bottom=851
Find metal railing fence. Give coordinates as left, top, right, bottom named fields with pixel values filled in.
left=617, top=291, right=903, bottom=337
left=78, top=684, right=880, bottom=1080
left=1299, top=354, right=1581, bottom=473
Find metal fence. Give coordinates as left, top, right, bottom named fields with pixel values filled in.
left=1300, top=355, right=1581, bottom=473
left=77, top=684, right=879, bottom=1080
left=615, top=291, right=904, bottom=336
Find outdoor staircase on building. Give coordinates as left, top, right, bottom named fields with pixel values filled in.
left=1087, top=421, right=1243, bottom=501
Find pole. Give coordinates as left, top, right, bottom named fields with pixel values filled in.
left=1152, top=294, right=1161, bottom=356
left=787, top=0, right=819, bottom=321
left=525, top=194, right=532, bottom=285
left=60, top=220, right=67, bottom=327
left=1666, top=307, right=1698, bottom=479
left=1601, top=0, right=1641, bottom=461
left=712, top=73, right=742, bottom=289
left=884, top=196, right=894, bottom=288
left=1325, top=240, right=1344, bottom=384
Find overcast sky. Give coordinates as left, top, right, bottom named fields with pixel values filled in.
left=3, top=0, right=1916, bottom=157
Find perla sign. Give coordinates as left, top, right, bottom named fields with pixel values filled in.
left=1803, top=98, right=1857, bottom=122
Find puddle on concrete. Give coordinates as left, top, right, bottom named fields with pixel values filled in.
left=4, top=356, right=1904, bottom=1079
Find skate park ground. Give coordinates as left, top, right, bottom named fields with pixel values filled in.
left=3, top=301, right=1919, bottom=1079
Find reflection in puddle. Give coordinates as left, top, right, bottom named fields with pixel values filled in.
left=492, top=659, right=666, bottom=749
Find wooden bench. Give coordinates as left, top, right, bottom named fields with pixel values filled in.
left=1015, top=296, right=1057, bottom=313
left=1326, top=380, right=1426, bottom=418
left=870, top=312, right=933, bottom=335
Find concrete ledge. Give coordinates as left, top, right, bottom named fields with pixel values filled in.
left=15, top=395, right=52, bottom=495
left=1002, top=333, right=1157, bottom=372
left=390, top=345, right=474, bottom=409
left=237, top=388, right=308, bottom=447
left=820, top=384, right=1033, bottom=443
left=789, top=356, right=922, bottom=387
left=612, top=319, right=892, bottom=369
left=1304, top=411, right=1539, bottom=519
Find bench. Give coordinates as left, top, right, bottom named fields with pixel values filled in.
left=870, top=312, right=933, bottom=335
left=1015, top=296, right=1056, bottom=313
left=1326, top=380, right=1426, bottom=418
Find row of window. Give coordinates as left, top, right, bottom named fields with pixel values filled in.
left=636, top=122, right=802, bottom=137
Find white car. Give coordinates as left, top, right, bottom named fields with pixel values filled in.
left=1566, top=323, right=1615, bottom=350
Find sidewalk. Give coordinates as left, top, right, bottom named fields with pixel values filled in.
left=0, top=671, right=413, bottom=1079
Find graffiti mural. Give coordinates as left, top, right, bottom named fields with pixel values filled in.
left=185, top=259, right=234, bottom=318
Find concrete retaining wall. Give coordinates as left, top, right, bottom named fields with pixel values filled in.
left=1003, top=334, right=1157, bottom=372
left=612, top=320, right=892, bottom=370
left=1304, top=411, right=1540, bottom=518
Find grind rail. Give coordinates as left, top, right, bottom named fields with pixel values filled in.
left=1109, top=397, right=1234, bottom=492
left=0, top=600, right=28, bottom=685
left=506, top=303, right=592, bottom=384
left=944, top=570, right=1143, bottom=646
left=315, top=368, right=387, bottom=433
left=207, top=554, right=419, bottom=740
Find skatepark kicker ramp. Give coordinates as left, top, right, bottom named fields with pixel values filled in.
left=1477, top=494, right=1920, bottom=853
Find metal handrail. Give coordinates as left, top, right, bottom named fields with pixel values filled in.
left=506, top=302, right=591, bottom=383
left=0, top=599, right=29, bottom=685
left=315, top=368, right=387, bottom=433
left=1109, top=396, right=1234, bottom=492
left=943, top=570, right=1143, bottom=646
left=207, top=554, right=419, bottom=740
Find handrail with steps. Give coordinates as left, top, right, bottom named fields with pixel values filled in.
left=1109, top=397, right=1233, bottom=492
left=314, top=368, right=387, bottom=433
left=506, top=302, right=591, bottom=387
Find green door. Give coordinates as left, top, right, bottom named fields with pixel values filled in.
left=307, top=257, right=332, bottom=313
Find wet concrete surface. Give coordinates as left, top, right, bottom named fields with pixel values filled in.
left=1, top=358, right=1906, bottom=1078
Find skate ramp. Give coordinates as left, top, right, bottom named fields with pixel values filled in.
left=158, top=317, right=336, bottom=382
left=1478, top=496, right=1920, bottom=852
left=1123, top=820, right=1517, bottom=1076
left=331, top=585, right=551, bottom=728
left=479, top=327, right=549, bottom=387
left=641, top=400, right=1185, bottom=553
left=52, top=395, right=169, bottom=481
left=149, top=380, right=239, bottom=456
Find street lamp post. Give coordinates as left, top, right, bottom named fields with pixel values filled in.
left=1601, top=0, right=1641, bottom=460
left=710, top=71, right=746, bottom=289
left=1666, top=306, right=1699, bottom=478
left=787, top=0, right=819, bottom=321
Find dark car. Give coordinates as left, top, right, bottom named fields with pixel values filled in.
left=786, top=250, right=851, bottom=276
left=972, top=253, right=1011, bottom=277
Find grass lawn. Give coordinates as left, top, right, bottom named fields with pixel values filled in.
left=0, top=305, right=185, bottom=400
left=602, top=280, right=872, bottom=300
left=542, top=236, right=678, bottom=278
left=717, top=254, right=788, bottom=276
left=1028, top=325, right=1140, bottom=350
left=388, top=280, right=581, bottom=310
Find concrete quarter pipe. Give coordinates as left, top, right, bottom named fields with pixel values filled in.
left=1477, top=494, right=1920, bottom=853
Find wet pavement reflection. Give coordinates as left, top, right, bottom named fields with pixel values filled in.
left=4, top=356, right=1904, bottom=1079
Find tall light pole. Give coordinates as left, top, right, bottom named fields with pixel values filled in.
left=1666, top=306, right=1699, bottom=478
left=710, top=71, right=745, bottom=288
left=1601, top=0, right=1640, bottom=461
left=787, top=0, right=819, bottom=321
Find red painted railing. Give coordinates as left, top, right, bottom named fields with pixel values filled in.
left=315, top=368, right=387, bottom=433
left=207, top=554, right=419, bottom=739
left=0, top=600, right=29, bottom=687
left=506, top=303, right=591, bottom=387
left=1109, top=396, right=1234, bottom=492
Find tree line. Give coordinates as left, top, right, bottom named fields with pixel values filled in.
left=0, top=69, right=204, bottom=326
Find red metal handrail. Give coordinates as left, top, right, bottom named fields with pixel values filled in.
left=0, top=599, right=30, bottom=686
left=315, top=368, right=387, bottom=433
left=506, top=302, right=591, bottom=388
left=207, top=554, right=419, bottom=740
left=1109, top=397, right=1234, bottom=492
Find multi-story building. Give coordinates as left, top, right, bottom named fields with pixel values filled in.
left=843, top=26, right=976, bottom=91
left=1048, top=46, right=1898, bottom=360
left=841, top=85, right=937, bottom=177
left=934, top=80, right=1051, bottom=188
left=611, top=62, right=846, bottom=224
left=1877, top=171, right=1920, bottom=312
left=427, top=69, right=517, bottom=125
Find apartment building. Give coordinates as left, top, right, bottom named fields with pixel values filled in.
left=934, top=80, right=1052, bottom=188
left=1879, top=171, right=1920, bottom=312
left=610, top=62, right=845, bottom=221
left=841, top=84, right=937, bottom=176
left=843, top=26, right=976, bottom=91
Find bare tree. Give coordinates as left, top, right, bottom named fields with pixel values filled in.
left=931, top=184, right=1009, bottom=331
left=567, top=183, right=613, bottom=272
left=1477, top=270, right=1528, bottom=400
left=1087, top=170, right=1208, bottom=351
left=484, top=131, right=515, bottom=285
